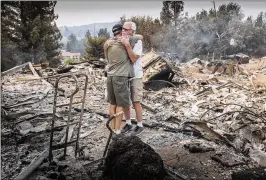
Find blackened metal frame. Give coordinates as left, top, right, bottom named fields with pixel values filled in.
left=48, top=73, right=88, bottom=162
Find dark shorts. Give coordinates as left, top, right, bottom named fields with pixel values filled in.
left=107, top=76, right=131, bottom=107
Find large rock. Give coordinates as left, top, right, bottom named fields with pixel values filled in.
left=102, top=136, right=166, bottom=180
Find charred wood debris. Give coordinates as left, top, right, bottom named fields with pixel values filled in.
left=1, top=51, right=266, bottom=180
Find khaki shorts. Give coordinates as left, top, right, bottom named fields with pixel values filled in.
left=107, top=76, right=131, bottom=106
left=130, top=78, right=143, bottom=102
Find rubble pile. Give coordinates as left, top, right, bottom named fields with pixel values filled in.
left=1, top=62, right=108, bottom=180
left=1, top=54, right=266, bottom=180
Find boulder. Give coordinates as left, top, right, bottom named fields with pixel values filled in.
left=102, top=136, right=166, bottom=180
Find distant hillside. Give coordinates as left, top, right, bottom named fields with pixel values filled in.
left=59, top=22, right=117, bottom=43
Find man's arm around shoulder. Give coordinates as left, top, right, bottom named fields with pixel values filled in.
left=121, top=37, right=140, bottom=63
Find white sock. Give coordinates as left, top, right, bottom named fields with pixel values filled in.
left=115, top=130, right=121, bottom=134
left=137, top=122, right=143, bottom=127
left=126, top=119, right=132, bottom=125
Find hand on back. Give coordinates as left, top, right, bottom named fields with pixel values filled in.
left=106, top=39, right=115, bottom=47
left=120, top=36, right=130, bottom=46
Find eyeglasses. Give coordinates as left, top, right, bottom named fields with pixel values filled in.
left=122, top=28, right=133, bottom=31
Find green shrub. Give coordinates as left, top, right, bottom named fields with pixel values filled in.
left=85, top=36, right=107, bottom=60
left=63, top=58, right=77, bottom=65
left=80, top=58, right=87, bottom=62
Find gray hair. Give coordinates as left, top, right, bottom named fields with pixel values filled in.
left=124, top=21, right=136, bottom=31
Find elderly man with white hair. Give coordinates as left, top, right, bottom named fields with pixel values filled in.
left=120, top=21, right=144, bottom=136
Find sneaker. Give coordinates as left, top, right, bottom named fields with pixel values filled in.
left=121, top=124, right=133, bottom=134
left=130, top=126, right=144, bottom=136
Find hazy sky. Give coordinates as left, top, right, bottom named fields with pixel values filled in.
left=54, top=1, right=266, bottom=27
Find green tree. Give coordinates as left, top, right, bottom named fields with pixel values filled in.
left=170, top=1, right=184, bottom=26
left=1, top=1, right=20, bottom=44
left=76, top=38, right=87, bottom=55
left=255, top=12, right=263, bottom=27
left=44, top=21, right=63, bottom=66
left=120, top=15, right=163, bottom=51
left=160, top=1, right=184, bottom=26
left=85, top=29, right=91, bottom=38
left=1, top=1, right=20, bottom=71
left=98, top=28, right=110, bottom=38
left=155, top=1, right=265, bottom=61
left=66, top=33, right=78, bottom=52
left=252, top=12, right=266, bottom=56
left=246, top=16, right=253, bottom=24
left=85, top=36, right=107, bottom=59
left=19, top=1, right=61, bottom=64
left=160, top=1, right=172, bottom=25
left=196, top=10, right=208, bottom=21
left=1, top=1, right=62, bottom=69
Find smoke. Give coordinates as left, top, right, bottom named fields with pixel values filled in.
left=152, top=15, right=217, bottom=62
left=1, top=43, right=48, bottom=71
left=151, top=12, right=263, bottom=62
